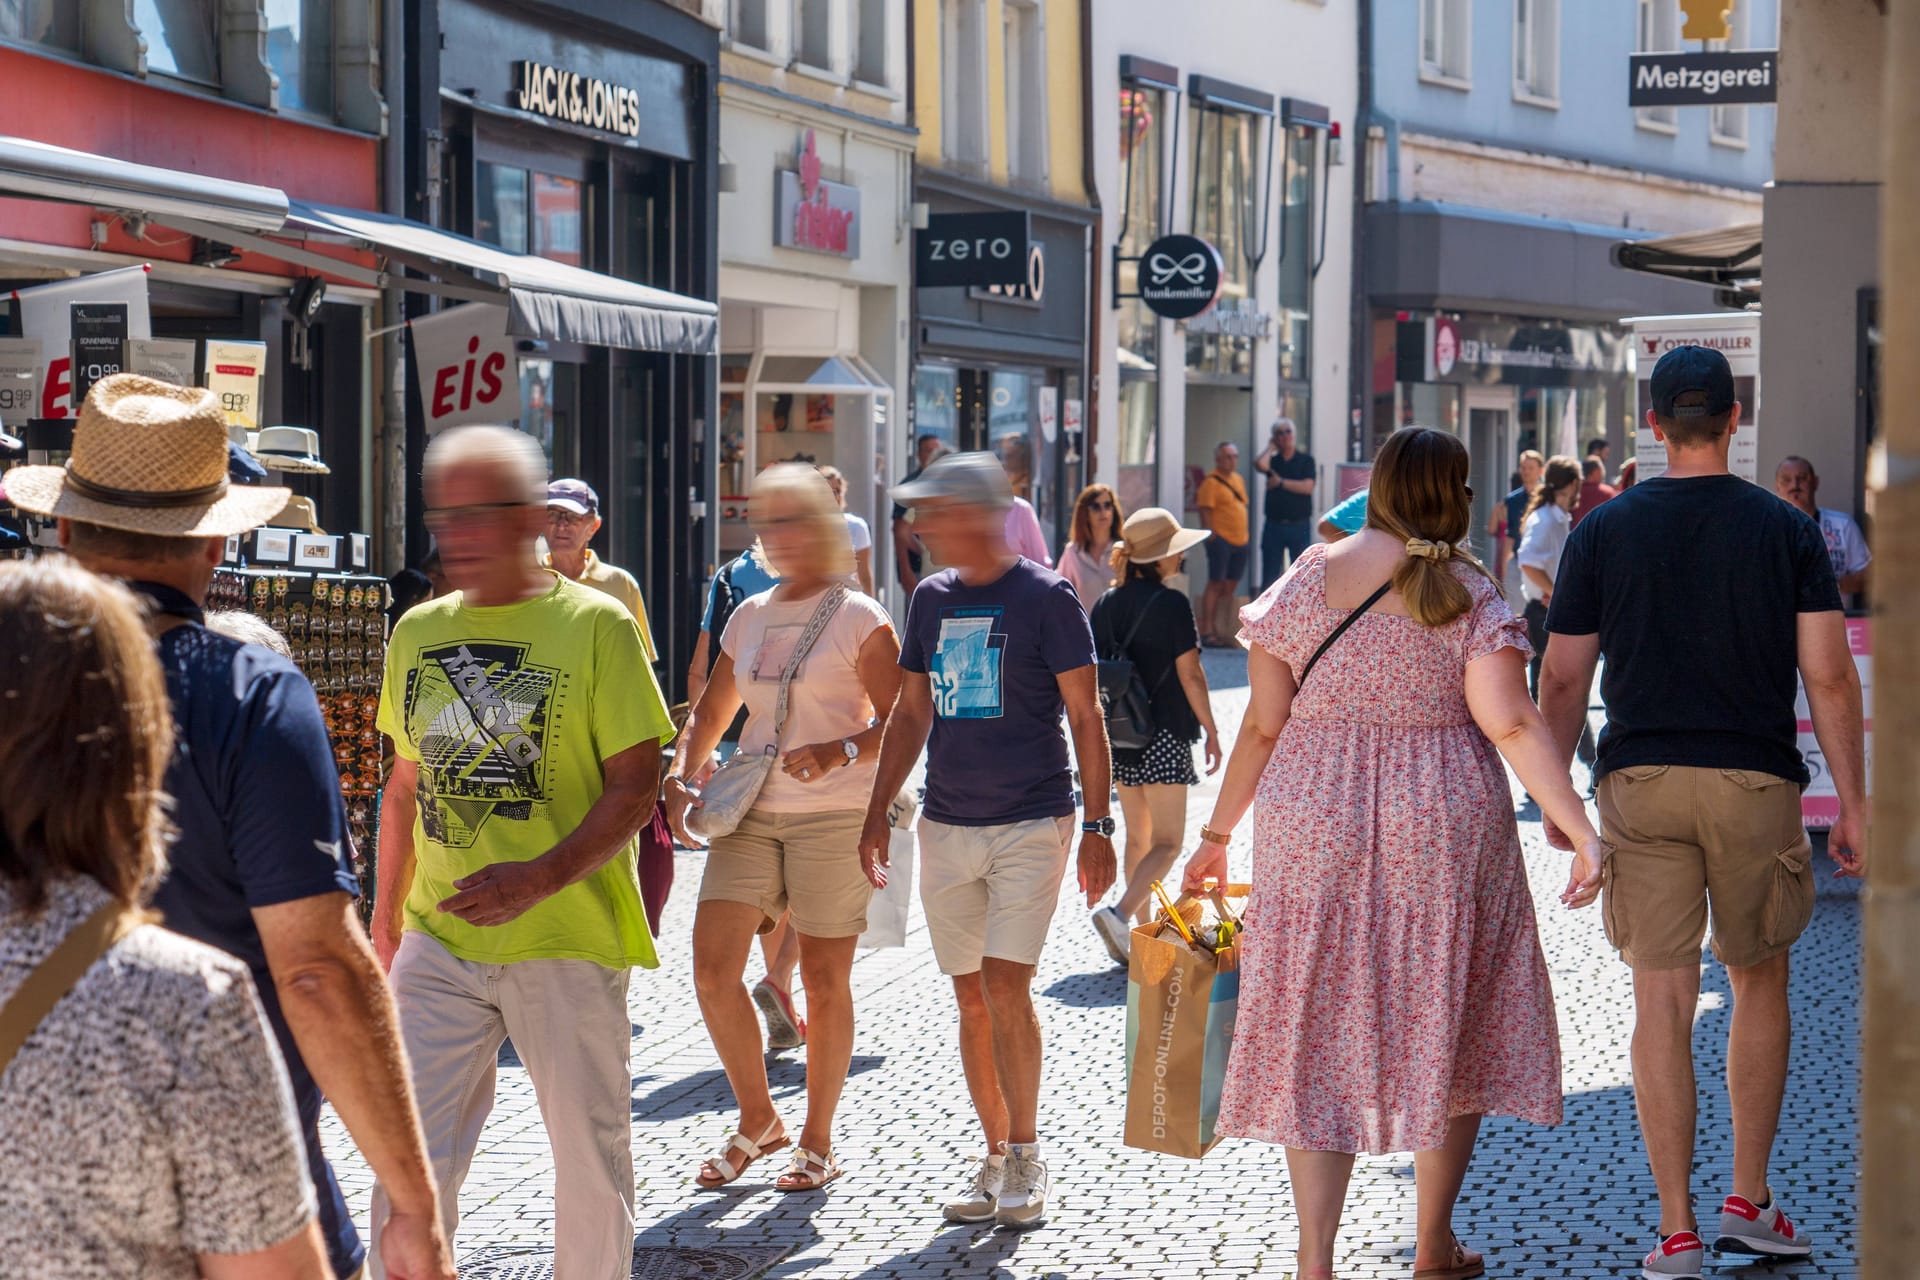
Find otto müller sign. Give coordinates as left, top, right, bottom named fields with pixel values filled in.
left=512, top=60, right=642, bottom=137
left=1628, top=50, right=1778, bottom=107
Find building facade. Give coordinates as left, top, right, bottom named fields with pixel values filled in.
left=715, top=0, right=916, bottom=612
left=1088, top=0, right=1358, bottom=590
left=910, top=0, right=1093, bottom=559
left=1357, top=0, right=1775, bottom=561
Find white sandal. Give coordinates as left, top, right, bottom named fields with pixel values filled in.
left=695, top=1118, right=788, bottom=1187
left=775, top=1146, right=842, bottom=1192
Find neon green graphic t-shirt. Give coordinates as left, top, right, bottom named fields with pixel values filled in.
left=377, top=573, right=673, bottom=968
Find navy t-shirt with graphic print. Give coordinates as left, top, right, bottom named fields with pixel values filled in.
left=899, top=557, right=1096, bottom=826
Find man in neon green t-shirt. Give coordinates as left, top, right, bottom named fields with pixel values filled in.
left=370, top=425, right=672, bottom=1280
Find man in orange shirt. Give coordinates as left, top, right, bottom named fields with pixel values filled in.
left=1193, top=441, right=1248, bottom=645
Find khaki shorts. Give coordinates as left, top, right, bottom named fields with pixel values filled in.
left=918, top=816, right=1074, bottom=975
left=1596, top=764, right=1816, bottom=970
left=699, top=807, right=872, bottom=938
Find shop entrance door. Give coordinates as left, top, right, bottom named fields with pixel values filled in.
left=1463, top=385, right=1516, bottom=566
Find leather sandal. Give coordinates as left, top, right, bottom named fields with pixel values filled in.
left=774, top=1146, right=842, bottom=1192
left=1412, top=1237, right=1485, bottom=1280
left=695, top=1118, right=788, bottom=1188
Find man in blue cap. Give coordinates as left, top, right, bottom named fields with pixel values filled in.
left=1538, top=344, right=1867, bottom=1280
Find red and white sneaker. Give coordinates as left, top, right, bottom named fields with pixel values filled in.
left=1716, top=1191, right=1813, bottom=1258
left=1641, top=1230, right=1706, bottom=1280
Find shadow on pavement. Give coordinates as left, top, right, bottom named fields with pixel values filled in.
left=631, top=1055, right=887, bottom=1120
left=1040, top=967, right=1127, bottom=1008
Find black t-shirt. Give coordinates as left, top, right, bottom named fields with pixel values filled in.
left=1547, top=475, right=1842, bottom=785
left=1091, top=577, right=1201, bottom=752
left=1264, top=450, right=1316, bottom=523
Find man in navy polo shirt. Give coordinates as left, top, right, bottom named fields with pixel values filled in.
left=22, top=374, right=453, bottom=1280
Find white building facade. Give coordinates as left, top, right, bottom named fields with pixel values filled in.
left=716, top=0, right=916, bottom=608
left=1089, top=0, right=1359, bottom=590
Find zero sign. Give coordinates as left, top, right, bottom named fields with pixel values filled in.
left=915, top=210, right=1032, bottom=288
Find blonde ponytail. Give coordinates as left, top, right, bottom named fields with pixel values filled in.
left=1365, top=428, right=1496, bottom=628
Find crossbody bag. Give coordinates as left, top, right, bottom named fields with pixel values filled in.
left=1095, top=591, right=1172, bottom=752
left=0, top=901, right=139, bottom=1079
left=1295, top=580, right=1393, bottom=689
left=686, top=584, right=850, bottom=843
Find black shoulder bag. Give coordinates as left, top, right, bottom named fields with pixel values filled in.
left=1095, top=592, right=1171, bottom=751
left=1295, top=581, right=1393, bottom=689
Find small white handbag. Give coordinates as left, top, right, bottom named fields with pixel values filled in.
left=685, top=584, right=849, bottom=844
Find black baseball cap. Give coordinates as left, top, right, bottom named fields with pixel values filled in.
left=1650, top=345, right=1736, bottom=419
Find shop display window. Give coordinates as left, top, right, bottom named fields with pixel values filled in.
left=1187, top=104, right=1256, bottom=378
left=135, top=0, right=220, bottom=84
left=476, top=161, right=531, bottom=255
left=265, top=0, right=335, bottom=116
left=532, top=174, right=584, bottom=267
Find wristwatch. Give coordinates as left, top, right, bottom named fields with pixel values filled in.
left=841, top=738, right=860, bottom=765
left=1081, top=815, right=1116, bottom=837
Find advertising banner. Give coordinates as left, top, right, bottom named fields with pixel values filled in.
left=70, top=302, right=129, bottom=407
left=1797, top=618, right=1872, bottom=830
left=1627, top=311, right=1760, bottom=483
left=205, top=340, right=269, bottom=431
left=408, top=303, right=516, bottom=434
left=0, top=339, right=42, bottom=428
left=11, top=266, right=152, bottom=418
left=128, top=338, right=199, bottom=386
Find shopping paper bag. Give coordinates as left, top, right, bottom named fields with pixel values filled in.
left=1122, top=884, right=1250, bottom=1159
left=859, top=828, right=915, bottom=949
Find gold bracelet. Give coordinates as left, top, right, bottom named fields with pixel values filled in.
left=1199, top=824, right=1233, bottom=845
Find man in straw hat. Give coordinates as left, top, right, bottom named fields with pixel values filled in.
left=372, top=424, right=674, bottom=1279
left=860, top=451, right=1116, bottom=1231
left=3, top=373, right=454, bottom=1280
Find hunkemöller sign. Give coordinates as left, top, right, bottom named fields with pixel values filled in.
left=512, top=60, right=642, bottom=138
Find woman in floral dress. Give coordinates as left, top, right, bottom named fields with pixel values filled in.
left=1182, top=428, right=1606, bottom=1280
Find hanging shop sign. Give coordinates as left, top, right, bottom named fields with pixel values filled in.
left=969, top=243, right=1047, bottom=307
left=205, top=340, right=269, bottom=432
left=408, top=303, right=516, bottom=434
left=1137, top=234, right=1223, bottom=321
left=0, top=339, right=39, bottom=428
left=774, top=130, right=860, bottom=258
left=916, top=211, right=1032, bottom=288
left=511, top=60, right=643, bottom=138
left=1627, top=311, right=1761, bottom=483
left=128, top=338, right=199, bottom=386
left=11, top=266, right=152, bottom=418
left=70, top=303, right=129, bottom=408
left=1628, top=51, right=1778, bottom=107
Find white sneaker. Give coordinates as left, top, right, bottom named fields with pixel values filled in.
left=1716, top=1190, right=1812, bottom=1258
left=940, top=1153, right=1005, bottom=1224
left=994, top=1142, right=1050, bottom=1229
left=1091, top=906, right=1131, bottom=967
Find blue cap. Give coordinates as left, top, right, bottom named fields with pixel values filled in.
left=1650, top=345, right=1736, bottom=420
left=547, top=478, right=599, bottom=515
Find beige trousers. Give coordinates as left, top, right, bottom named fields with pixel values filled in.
left=370, top=933, right=634, bottom=1280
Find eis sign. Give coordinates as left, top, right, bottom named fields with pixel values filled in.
left=774, top=130, right=861, bottom=258
left=512, top=61, right=642, bottom=138
left=409, top=304, right=516, bottom=434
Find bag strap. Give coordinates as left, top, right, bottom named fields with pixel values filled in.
left=766, top=584, right=850, bottom=751
left=1296, top=580, right=1392, bottom=690
left=0, top=900, right=138, bottom=1079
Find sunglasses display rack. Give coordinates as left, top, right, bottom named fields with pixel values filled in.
left=209, top=565, right=390, bottom=912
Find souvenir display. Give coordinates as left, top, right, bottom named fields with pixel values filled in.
left=210, top=563, right=389, bottom=908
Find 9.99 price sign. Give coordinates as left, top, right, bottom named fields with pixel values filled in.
left=69, top=302, right=129, bottom=408
left=0, top=340, right=40, bottom=428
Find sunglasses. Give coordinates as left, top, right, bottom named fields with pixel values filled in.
left=423, top=502, right=534, bottom=533
left=1088, top=500, right=1114, bottom=512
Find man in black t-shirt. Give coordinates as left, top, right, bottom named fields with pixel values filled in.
left=1253, top=417, right=1315, bottom=590
left=1539, top=346, right=1866, bottom=1279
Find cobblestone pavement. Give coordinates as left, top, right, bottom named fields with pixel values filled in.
left=326, top=648, right=1862, bottom=1278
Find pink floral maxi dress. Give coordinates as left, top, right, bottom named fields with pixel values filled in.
left=1219, top=545, right=1563, bottom=1154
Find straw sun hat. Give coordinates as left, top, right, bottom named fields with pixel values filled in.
left=3, top=373, right=290, bottom=537
left=1121, top=507, right=1210, bottom=564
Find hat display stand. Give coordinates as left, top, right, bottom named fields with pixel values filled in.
left=207, top=563, right=389, bottom=914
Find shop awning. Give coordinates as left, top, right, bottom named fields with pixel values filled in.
left=0, top=135, right=289, bottom=235
left=1611, top=221, right=1761, bottom=308
left=277, top=203, right=716, bottom=355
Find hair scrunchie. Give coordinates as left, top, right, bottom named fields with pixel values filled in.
left=1405, top=538, right=1454, bottom=561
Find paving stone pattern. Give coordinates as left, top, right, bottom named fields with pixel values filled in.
left=325, top=649, right=1861, bottom=1278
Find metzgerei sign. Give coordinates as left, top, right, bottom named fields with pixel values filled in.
left=1628, top=50, right=1778, bottom=107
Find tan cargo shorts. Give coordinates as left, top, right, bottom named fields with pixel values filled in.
left=1595, top=764, right=1816, bottom=970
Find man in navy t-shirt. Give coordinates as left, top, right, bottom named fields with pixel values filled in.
left=1538, top=346, right=1866, bottom=1279
left=860, top=452, right=1114, bottom=1233
left=24, top=373, right=454, bottom=1280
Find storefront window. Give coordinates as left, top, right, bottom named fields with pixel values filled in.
left=1276, top=126, right=1316, bottom=404
left=136, top=0, right=220, bottom=84
left=0, top=1, right=81, bottom=52
left=1116, top=87, right=1161, bottom=370
left=988, top=370, right=1035, bottom=504
left=1399, top=382, right=1460, bottom=437
left=264, top=0, right=334, bottom=116
left=476, top=161, right=530, bottom=255
left=531, top=173, right=583, bottom=267
left=1187, top=105, right=1256, bottom=378
left=1117, top=376, right=1158, bottom=515
left=913, top=364, right=961, bottom=455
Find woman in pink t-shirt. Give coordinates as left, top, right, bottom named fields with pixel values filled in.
left=665, top=464, right=901, bottom=1192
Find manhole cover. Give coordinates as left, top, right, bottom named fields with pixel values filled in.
left=462, top=1245, right=790, bottom=1280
